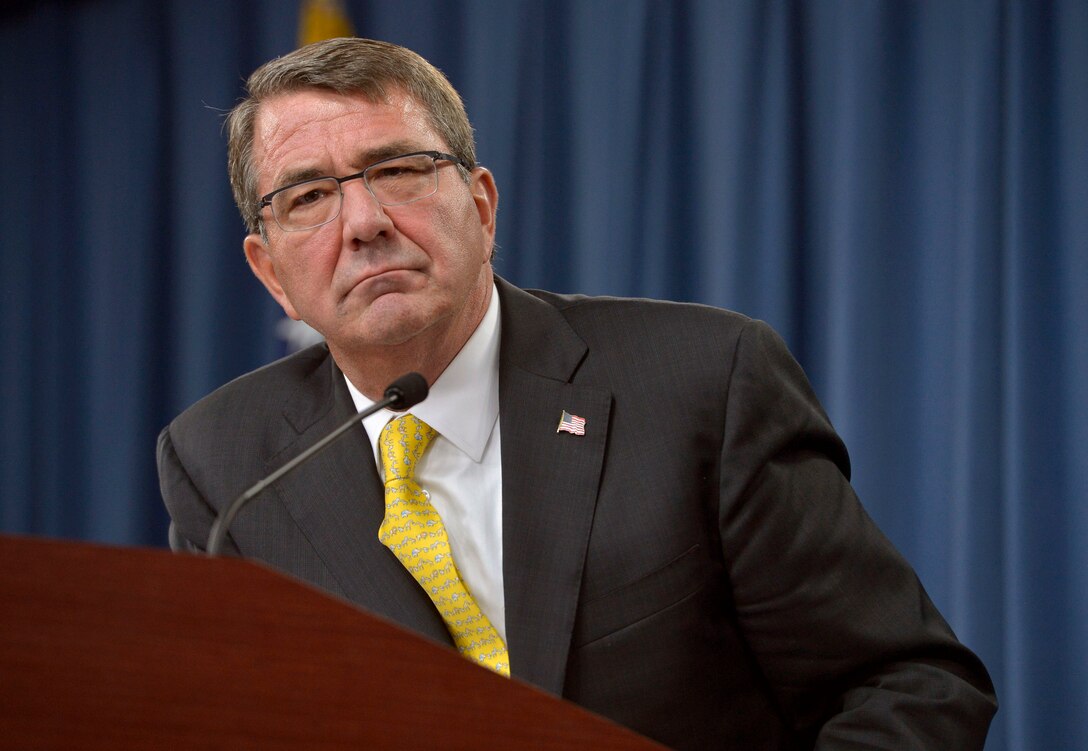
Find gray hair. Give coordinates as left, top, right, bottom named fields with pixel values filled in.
left=225, top=38, right=477, bottom=234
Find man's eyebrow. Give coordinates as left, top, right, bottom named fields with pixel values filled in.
left=270, top=166, right=327, bottom=193
left=352, top=142, right=428, bottom=168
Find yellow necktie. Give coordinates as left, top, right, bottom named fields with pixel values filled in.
left=378, top=414, right=510, bottom=676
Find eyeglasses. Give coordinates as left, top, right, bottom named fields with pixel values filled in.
left=258, top=150, right=471, bottom=233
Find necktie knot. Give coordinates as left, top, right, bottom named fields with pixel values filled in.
left=380, top=414, right=437, bottom=482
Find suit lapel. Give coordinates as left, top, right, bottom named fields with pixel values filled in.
left=497, top=280, right=612, bottom=694
left=267, top=350, right=453, bottom=646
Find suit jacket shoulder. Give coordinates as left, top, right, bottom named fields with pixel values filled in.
left=160, top=343, right=340, bottom=514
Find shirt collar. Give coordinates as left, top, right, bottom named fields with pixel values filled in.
left=345, top=283, right=501, bottom=464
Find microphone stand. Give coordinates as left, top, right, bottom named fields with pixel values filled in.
left=205, top=373, right=427, bottom=556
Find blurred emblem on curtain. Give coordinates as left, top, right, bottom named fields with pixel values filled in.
left=299, top=0, right=355, bottom=46
left=277, top=0, right=357, bottom=353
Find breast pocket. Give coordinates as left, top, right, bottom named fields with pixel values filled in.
left=572, top=543, right=707, bottom=648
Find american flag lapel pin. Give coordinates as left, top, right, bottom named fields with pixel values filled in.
left=557, top=410, right=587, bottom=436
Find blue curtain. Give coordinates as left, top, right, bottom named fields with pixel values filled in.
left=1, top=2, right=1084, bottom=749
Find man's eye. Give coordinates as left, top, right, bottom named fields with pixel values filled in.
left=291, top=187, right=333, bottom=207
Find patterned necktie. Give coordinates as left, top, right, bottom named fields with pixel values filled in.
left=377, top=414, right=510, bottom=676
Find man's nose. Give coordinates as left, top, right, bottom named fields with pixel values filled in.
left=340, top=180, right=394, bottom=242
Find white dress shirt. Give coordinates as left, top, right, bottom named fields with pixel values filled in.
left=345, top=286, right=506, bottom=642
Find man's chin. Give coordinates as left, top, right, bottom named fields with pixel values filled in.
left=334, top=303, right=433, bottom=351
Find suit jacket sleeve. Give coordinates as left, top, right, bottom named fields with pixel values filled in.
left=157, top=424, right=240, bottom=556
left=718, top=319, right=996, bottom=748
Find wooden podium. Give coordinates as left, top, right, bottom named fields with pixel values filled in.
left=0, top=535, right=662, bottom=749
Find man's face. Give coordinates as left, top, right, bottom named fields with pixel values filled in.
left=243, top=89, right=497, bottom=356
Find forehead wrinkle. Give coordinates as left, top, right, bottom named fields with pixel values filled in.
left=253, top=91, right=447, bottom=193
left=253, top=102, right=355, bottom=189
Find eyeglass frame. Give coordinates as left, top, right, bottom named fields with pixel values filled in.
left=256, top=150, right=473, bottom=233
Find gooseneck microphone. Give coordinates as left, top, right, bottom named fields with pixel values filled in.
left=205, top=372, right=429, bottom=556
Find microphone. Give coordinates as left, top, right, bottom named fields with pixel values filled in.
left=205, top=372, right=429, bottom=556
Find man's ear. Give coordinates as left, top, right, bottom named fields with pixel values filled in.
left=469, top=167, right=499, bottom=260
left=243, top=233, right=302, bottom=320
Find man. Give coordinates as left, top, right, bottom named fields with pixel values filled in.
left=158, top=38, right=996, bottom=749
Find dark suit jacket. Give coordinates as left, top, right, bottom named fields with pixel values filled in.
left=158, top=277, right=996, bottom=749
